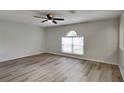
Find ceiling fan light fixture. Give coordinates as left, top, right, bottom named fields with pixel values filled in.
left=48, top=20, right=52, bottom=23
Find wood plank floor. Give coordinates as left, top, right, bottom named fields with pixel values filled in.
left=0, top=53, right=123, bottom=82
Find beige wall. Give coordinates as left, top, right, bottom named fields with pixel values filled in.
left=45, top=19, right=119, bottom=65
left=0, top=20, right=45, bottom=62
left=119, top=11, right=124, bottom=79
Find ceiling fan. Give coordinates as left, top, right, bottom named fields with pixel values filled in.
left=34, top=13, right=64, bottom=24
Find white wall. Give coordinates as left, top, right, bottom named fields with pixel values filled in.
left=0, top=20, right=45, bottom=62
left=0, top=18, right=120, bottom=65
left=119, top=11, right=124, bottom=79
left=45, top=19, right=119, bottom=65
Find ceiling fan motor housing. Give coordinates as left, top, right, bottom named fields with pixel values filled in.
left=47, top=13, right=54, bottom=20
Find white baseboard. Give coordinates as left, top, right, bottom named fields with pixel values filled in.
left=0, top=52, right=45, bottom=62
left=46, top=52, right=118, bottom=65
left=0, top=51, right=118, bottom=66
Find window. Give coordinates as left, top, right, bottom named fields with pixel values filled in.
left=61, top=31, right=84, bottom=55
left=66, top=30, right=77, bottom=36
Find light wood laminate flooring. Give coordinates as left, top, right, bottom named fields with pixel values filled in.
left=0, top=53, right=123, bottom=82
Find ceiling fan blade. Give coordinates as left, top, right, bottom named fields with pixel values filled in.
left=53, top=18, right=64, bottom=20
left=34, top=16, right=47, bottom=19
left=41, top=20, right=48, bottom=23
left=53, top=20, right=57, bottom=24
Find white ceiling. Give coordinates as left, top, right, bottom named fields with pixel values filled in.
left=0, top=10, right=122, bottom=27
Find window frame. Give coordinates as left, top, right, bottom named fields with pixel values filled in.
left=61, top=32, right=84, bottom=56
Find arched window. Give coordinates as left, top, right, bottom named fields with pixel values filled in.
left=61, top=31, right=84, bottom=55
left=66, top=31, right=77, bottom=37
